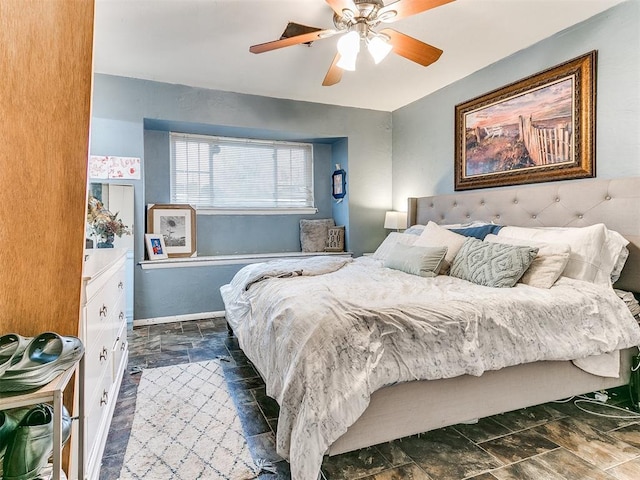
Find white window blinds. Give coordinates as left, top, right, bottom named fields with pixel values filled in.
left=170, top=132, right=314, bottom=210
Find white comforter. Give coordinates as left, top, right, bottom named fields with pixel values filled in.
left=220, top=256, right=640, bottom=480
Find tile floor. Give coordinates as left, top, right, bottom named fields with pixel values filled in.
left=99, top=318, right=640, bottom=480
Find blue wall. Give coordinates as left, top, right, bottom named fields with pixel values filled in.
left=90, top=75, right=392, bottom=319
left=391, top=0, right=640, bottom=206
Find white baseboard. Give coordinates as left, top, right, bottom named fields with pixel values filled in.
left=133, top=310, right=226, bottom=327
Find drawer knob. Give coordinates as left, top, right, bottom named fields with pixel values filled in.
left=100, top=390, right=108, bottom=406
left=99, top=305, right=108, bottom=317
left=120, top=342, right=126, bottom=351
left=99, top=347, right=108, bottom=362
left=119, top=312, right=125, bottom=321
left=118, top=281, right=124, bottom=290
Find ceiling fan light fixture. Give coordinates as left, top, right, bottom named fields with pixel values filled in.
left=249, top=0, right=451, bottom=86
left=337, top=30, right=360, bottom=57
left=336, top=52, right=358, bottom=71
left=336, top=30, right=360, bottom=70
left=367, top=34, right=392, bottom=64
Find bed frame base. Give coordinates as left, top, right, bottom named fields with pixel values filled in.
left=328, top=350, right=635, bottom=455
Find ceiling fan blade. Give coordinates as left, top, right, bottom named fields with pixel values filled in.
left=381, top=28, right=443, bottom=67
left=280, top=22, right=322, bottom=39
left=250, top=28, right=335, bottom=54
left=378, top=0, right=455, bottom=23
left=325, top=0, right=358, bottom=18
left=322, top=53, right=344, bottom=86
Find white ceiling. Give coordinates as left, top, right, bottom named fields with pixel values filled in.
left=93, top=0, right=627, bottom=112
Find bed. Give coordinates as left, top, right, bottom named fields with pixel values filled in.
left=221, top=176, right=640, bottom=480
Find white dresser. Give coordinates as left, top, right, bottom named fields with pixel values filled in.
left=80, top=249, right=129, bottom=480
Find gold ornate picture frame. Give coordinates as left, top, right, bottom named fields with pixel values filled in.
left=454, top=51, right=596, bottom=190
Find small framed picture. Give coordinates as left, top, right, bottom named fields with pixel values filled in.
left=145, top=233, right=168, bottom=260
left=332, top=168, right=346, bottom=199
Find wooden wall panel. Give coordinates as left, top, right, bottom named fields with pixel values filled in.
left=0, top=0, right=94, bottom=336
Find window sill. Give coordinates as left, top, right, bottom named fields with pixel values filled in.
left=196, top=207, right=318, bottom=216
left=139, top=251, right=352, bottom=269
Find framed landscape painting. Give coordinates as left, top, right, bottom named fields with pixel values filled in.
left=454, top=51, right=596, bottom=190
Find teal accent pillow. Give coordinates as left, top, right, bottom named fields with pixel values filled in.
left=450, top=237, right=538, bottom=288
left=450, top=224, right=503, bottom=240
left=384, top=243, right=448, bottom=277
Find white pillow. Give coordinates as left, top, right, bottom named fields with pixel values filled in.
left=485, top=234, right=570, bottom=289
left=414, top=221, right=467, bottom=274
left=542, top=225, right=629, bottom=284
left=384, top=244, right=447, bottom=277
left=606, top=229, right=629, bottom=283
left=372, top=232, right=418, bottom=262
left=610, top=245, right=629, bottom=283
left=497, top=224, right=627, bottom=286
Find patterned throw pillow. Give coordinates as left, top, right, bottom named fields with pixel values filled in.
left=450, top=237, right=538, bottom=288
left=485, top=234, right=570, bottom=288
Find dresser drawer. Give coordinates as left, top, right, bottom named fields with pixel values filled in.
left=86, top=371, right=114, bottom=469
left=112, top=321, right=128, bottom=380
left=106, top=292, right=126, bottom=349
left=83, top=271, right=125, bottom=353
left=86, top=264, right=124, bottom=312
left=85, top=271, right=124, bottom=322
left=83, top=327, right=113, bottom=406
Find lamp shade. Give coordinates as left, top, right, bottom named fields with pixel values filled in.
left=336, top=52, right=357, bottom=71
left=336, top=31, right=360, bottom=71
left=384, top=211, right=407, bottom=230
left=367, top=35, right=392, bottom=64
left=337, top=31, right=360, bottom=57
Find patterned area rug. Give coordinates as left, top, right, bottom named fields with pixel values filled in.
left=119, top=360, right=257, bottom=480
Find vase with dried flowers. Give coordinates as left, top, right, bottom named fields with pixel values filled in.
left=87, top=195, right=131, bottom=248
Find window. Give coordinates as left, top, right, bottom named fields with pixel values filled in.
left=170, top=132, right=315, bottom=212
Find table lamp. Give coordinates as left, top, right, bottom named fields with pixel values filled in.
left=384, top=211, right=407, bottom=232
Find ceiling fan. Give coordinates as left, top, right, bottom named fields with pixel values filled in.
left=249, top=0, right=455, bottom=86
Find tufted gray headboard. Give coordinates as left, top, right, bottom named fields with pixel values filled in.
left=408, top=177, right=640, bottom=293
